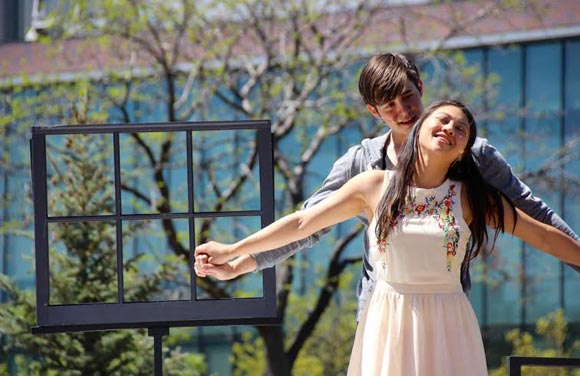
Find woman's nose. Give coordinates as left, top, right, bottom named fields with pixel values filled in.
left=442, top=122, right=455, bottom=134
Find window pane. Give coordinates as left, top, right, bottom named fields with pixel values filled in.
left=195, top=216, right=263, bottom=300
left=563, top=39, right=580, bottom=319
left=192, top=129, right=261, bottom=212
left=120, top=131, right=188, bottom=215
left=48, top=221, right=117, bottom=305
left=123, top=218, right=190, bottom=302
left=523, top=42, right=562, bottom=324
left=46, top=134, right=115, bottom=217
left=485, top=46, right=524, bottom=325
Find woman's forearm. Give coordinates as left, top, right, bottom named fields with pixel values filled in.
left=535, top=225, right=580, bottom=266
left=231, top=212, right=318, bottom=258
left=232, top=255, right=258, bottom=276
left=195, top=171, right=376, bottom=266
left=511, top=207, right=580, bottom=266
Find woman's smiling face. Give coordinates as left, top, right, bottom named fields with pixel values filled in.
left=418, top=104, right=471, bottom=163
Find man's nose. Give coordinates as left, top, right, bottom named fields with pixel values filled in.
left=394, top=98, right=411, bottom=115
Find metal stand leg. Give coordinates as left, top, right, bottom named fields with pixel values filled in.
left=148, top=327, right=169, bottom=376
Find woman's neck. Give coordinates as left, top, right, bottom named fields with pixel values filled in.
left=413, top=152, right=449, bottom=189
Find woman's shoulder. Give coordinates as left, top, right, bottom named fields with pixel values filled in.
left=348, top=170, right=389, bottom=195
left=355, top=169, right=391, bottom=184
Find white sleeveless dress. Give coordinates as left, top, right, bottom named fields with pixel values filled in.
left=347, top=173, right=488, bottom=376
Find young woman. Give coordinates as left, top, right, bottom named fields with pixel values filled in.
left=195, top=100, right=580, bottom=375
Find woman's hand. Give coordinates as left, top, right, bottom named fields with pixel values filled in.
left=195, top=252, right=258, bottom=280
left=194, top=253, right=236, bottom=280
left=194, top=241, right=235, bottom=266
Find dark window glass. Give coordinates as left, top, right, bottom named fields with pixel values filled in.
left=563, top=39, right=580, bottom=319
left=524, top=41, right=562, bottom=324
left=485, top=45, right=524, bottom=325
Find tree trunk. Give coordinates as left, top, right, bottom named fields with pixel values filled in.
left=258, top=326, right=290, bottom=376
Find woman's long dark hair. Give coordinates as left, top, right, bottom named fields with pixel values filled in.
left=375, top=99, right=517, bottom=291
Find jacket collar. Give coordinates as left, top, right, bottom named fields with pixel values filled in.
left=364, top=131, right=391, bottom=170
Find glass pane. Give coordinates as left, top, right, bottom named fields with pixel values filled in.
left=192, top=129, right=261, bottom=212
left=485, top=236, right=523, bottom=325
left=3, top=175, right=35, bottom=286
left=563, top=39, right=580, bottom=319
left=462, top=49, right=485, bottom=114
left=485, top=46, right=524, bottom=325
left=48, top=221, right=117, bottom=305
left=46, top=134, right=115, bottom=217
left=524, top=42, right=562, bottom=324
left=486, top=45, right=523, bottom=149
left=120, top=131, right=188, bottom=214
left=123, top=219, right=190, bottom=302
left=195, top=216, right=263, bottom=300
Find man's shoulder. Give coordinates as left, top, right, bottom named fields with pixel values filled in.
left=337, top=133, right=387, bottom=158
left=332, top=133, right=387, bottom=174
left=360, top=133, right=388, bottom=147
left=472, top=136, right=488, bottom=148
left=358, top=133, right=388, bottom=155
left=471, top=137, right=512, bottom=176
left=471, top=136, right=494, bottom=156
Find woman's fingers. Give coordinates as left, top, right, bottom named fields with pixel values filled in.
left=194, top=253, right=209, bottom=277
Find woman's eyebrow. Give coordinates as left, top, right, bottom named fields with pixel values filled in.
left=437, top=111, right=468, bottom=128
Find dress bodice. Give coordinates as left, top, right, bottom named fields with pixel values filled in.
left=368, top=177, right=471, bottom=286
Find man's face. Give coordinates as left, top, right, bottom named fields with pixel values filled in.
left=367, top=78, right=424, bottom=138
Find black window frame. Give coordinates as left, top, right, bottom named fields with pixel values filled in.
left=30, top=120, right=278, bottom=334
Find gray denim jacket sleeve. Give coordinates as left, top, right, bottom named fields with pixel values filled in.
left=252, top=144, right=369, bottom=271
left=472, top=137, right=578, bottom=240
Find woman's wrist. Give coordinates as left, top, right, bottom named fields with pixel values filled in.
left=231, top=254, right=258, bottom=277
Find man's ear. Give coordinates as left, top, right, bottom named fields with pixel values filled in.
left=417, top=79, right=424, bottom=96
left=367, top=104, right=381, bottom=119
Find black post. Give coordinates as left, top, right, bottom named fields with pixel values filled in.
left=148, top=327, right=169, bottom=376
left=507, top=356, right=522, bottom=376
left=507, top=356, right=580, bottom=376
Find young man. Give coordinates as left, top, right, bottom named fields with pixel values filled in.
left=195, top=52, right=578, bottom=319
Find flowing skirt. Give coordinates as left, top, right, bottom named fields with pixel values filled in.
left=347, top=281, right=488, bottom=376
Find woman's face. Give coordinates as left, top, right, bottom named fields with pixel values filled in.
left=417, top=105, right=471, bottom=163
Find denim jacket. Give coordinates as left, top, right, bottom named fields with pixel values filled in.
left=253, top=133, right=578, bottom=319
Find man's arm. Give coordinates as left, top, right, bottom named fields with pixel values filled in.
left=251, top=145, right=369, bottom=270
left=473, top=138, right=577, bottom=241
left=194, top=143, right=370, bottom=278
left=195, top=171, right=382, bottom=266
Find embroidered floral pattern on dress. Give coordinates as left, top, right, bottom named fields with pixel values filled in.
left=378, top=183, right=460, bottom=271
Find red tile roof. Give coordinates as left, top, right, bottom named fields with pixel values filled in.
left=1, top=0, right=578, bottom=80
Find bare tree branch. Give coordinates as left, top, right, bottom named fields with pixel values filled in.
left=287, top=223, right=364, bottom=366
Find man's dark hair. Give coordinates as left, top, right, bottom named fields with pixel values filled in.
left=358, top=52, right=421, bottom=107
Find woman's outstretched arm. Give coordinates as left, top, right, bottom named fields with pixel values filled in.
left=495, top=196, right=580, bottom=266
left=194, top=170, right=384, bottom=266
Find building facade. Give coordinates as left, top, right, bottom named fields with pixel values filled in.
left=1, top=1, right=579, bottom=374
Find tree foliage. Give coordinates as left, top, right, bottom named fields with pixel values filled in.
left=0, top=133, right=205, bottom=374
left=489, top=309, right=580, bottom=376
left=1, top=0, right=576, bottom=375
